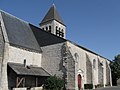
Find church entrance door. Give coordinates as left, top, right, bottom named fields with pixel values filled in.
left=78, top=74, right=82, bottom=90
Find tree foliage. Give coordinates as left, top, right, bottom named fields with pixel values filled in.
left=44, top=75, right=64, bottom=90
left=110, top=54, right=120, bottom=85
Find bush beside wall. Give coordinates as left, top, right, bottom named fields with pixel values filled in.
left=84, top=84, right=93, bottom=89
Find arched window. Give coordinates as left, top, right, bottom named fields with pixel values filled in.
left=61, top=29, right=63, bottom=32
left=61, top=29, right=64, bottom=37
left=56, top=27, right=64, bottom=37
left=42, top=28, right=44, bottom=30
left=49, top=26, right=51, bottom=32
left=56, top=26, right=59, bottom=36
left=74, top=53, right=79, bottom=68
left=74, top=53, right=79, bottom=62
left=59, top=28, right=61, bottom=31
left=56, top=26, right=58, bottom=30
left=93, top=59, right=96, bottom=69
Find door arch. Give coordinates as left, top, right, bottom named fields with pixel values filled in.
left=78, top=74, right=82, bottom=90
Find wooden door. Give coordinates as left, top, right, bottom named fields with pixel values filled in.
left=78, top=74, right=82, bottom=90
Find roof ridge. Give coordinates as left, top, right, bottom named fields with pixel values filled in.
left=0, top=9, right=29, bottom=24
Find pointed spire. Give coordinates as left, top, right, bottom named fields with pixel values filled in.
left=52, top=3, right=55, bottom=6
left=40, top=4, right=65, bottom=25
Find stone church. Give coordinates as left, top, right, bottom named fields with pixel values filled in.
left=0, top=5, right=112, bottom=90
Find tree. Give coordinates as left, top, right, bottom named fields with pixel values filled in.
left=110, top=54, right=120, bottom=85
left=44, top=75, right=64, bottom=90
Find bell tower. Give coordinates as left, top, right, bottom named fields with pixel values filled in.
left=39, top=4, right=66, bottom=38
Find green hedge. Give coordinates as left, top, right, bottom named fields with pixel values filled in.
left=84, top=84, right=93, bottom=89
left=44, top=75, right=64, bottom=90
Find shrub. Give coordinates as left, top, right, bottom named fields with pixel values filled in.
left=84, top=84, right=93, bottom=89
left=44, top=75, right=64, bottom=90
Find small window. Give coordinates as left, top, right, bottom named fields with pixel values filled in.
left=24, top=59, right=26, bottom=67
left=61, top=29, right=63, bottom=32
left=56, top=26, right=58, bottom=30
left=59, top=28, right=61, bottom=31
left=46, top=26, right=48, bottom=31
left=49, top=26, right=51, bottom=32
left=56, top=26, right=59, bottom=35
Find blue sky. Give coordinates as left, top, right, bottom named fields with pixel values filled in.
left=0, top=0, right=120, bottom=60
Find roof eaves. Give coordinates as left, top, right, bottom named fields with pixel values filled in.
left=8, top=62, right=50, bottom=77
left=40, top=19, right=66, bottom=26
left=10, top=42, right=42, bottom=53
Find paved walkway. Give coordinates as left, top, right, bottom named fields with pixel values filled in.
left=94, top=86, right=120, bottom=90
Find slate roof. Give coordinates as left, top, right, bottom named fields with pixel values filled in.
left=30, top=24, right=66, bottom=47
left=40, top=4, right=65, bottom=26
left=8, top=62, right=50, bottom=76
left=0, top=11, right=42, bottom=53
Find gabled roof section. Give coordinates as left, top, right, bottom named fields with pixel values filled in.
left=40, top=4, right=65, bottom=25
left=0, top=10, right=42, bottom=53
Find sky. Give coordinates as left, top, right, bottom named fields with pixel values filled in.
left=0, top=0, right=120, bottom=60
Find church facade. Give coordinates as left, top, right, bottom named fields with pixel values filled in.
left=0, top=5, right=112, bottom=90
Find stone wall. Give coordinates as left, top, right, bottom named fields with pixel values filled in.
left=8, top=46, right=42, bottom=67
left=41, top=42, right=75, bottom=89
left=0, top=22, right=4, bottom=64
left=106, top=61, right=110, bottom=85
left=41, top=42, right=64, bottom=77
left=86, top=54, right=93, bottom=84
left=0, top=43, right=9, bottom=90
left=41, top=40, right=112, bottom=89
left=0, top=22, right=5, bottom=89
left=98, top=59, right=103, bottom=84
left=64, top=45, right=75, bottom=90
left=66, top=41, right=112, bottom=89
left=66, top=41, right=86, bottom=89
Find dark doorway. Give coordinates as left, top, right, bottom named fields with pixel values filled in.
left=78, top=74, right=82, bottom=90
